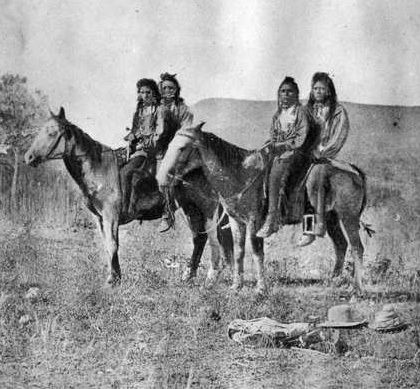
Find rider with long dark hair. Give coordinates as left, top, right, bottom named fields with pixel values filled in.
left=298, top=72, right=350, bottom=246
left=257, top=76, right=312, bottom=238
left=156, top=73, right=194, bottom=232
left=121, top=78, right=161, bottom=217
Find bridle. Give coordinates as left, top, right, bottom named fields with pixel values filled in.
left=44, top=130, right=66, bottom=160
left=37, top=123, right=113, bottom=161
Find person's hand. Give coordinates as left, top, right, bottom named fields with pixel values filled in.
left=313, top=145, right=324, bottom=159
left=273, top=142, right=287, bottom=153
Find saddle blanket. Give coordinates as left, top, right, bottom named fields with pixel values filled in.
left=228, top=317, right=311, bottom=347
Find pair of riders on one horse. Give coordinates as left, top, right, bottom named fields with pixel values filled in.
left=121, top=72, right=193, bottom=232
left=256, top=72, right=350, bottom=247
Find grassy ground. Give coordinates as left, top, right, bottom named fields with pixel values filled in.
left=0, top=213, right=419, bottom=388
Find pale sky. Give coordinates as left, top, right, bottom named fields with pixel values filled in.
left=1, top=0, right=419, bottom=146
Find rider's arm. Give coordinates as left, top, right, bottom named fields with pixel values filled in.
left=131, top=102, right=142, bottom=133
left=178, top=103, right=194, bottom=129
left=319, top=104, right=349, bottom=159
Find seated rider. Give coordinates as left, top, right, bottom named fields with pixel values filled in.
left=297, top=72, right=350, bottom=247
left=257, top=77, right=311, bottom=238
left=156, top=72, right=194, bottom=232
left=121, top=78, right=161, bottom=218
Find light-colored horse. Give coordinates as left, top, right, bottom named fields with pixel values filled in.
left=156, top=123, right=369, bottom=292
left=157, top=123, right=266, bottom=292
left=24, top=108, right=232, bottom=286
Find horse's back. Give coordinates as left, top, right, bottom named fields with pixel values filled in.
left=306, top=162, right=366, bottom=216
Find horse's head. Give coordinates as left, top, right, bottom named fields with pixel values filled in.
left=156, top=122, right=205, bottom=188
left=25, top=107, right=67, bottom=167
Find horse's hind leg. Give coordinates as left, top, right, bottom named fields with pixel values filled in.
left=341, top=215, right=364, bottom=292
left=102, top=210, right=121, bottom=286
left=326, top=211, right=348, bottom=277
left=204, top=215, right=224, bottom=287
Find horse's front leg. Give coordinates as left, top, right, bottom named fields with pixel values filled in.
left=204, top=214, right=223, bottom=288
left=228, top=217, right=246, bottom=291
left=248, top=219, right=265, bottom=294
left=101, top=209, right=121, bottom=286
left=180, top=207, right=207, bottom=282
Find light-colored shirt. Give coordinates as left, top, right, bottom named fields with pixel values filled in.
left=155, top=100, right=194, bottom=136
left=311, top=103, right=349, bottom=159
left=270, top=104, right=309, bottom=159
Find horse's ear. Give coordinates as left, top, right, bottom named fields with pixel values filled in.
left=58, top=107, right=66, bottom=120
left=196, top=121, right=205, bottom=132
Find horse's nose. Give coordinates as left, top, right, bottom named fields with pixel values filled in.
left=24, top=151, right=36, bottom=166
left=24, top=152, right=33, bottom=165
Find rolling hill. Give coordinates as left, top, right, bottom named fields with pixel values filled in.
left=192, top=98, right=420, bottom=154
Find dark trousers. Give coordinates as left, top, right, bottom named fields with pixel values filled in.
left=120, top=156, right=147, bottom=213
left=267, top=152, right=308, bottom=222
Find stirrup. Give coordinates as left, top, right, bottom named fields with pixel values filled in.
left=303, top=214, right=315, bottom=235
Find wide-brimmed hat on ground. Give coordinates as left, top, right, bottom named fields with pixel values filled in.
left=369, top=304, right=408, bottom=332
left=319, top=305, right=368, bottom=328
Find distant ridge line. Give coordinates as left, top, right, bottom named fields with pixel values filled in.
left=193, top=97, right=420, bottom=110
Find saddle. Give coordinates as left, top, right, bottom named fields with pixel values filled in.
left=263, top=157, right=308, bottom=225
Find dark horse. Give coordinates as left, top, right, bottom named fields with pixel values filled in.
left=157, top=123, right=368, bottom=292
left=24, top=108, right=232, bottom=286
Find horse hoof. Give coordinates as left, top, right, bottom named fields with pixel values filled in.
left=256, top=282, right=267, bottom=295
left=106, top=275, right=121, bottom=287
left=181, top=268, right=196, bottom=283
left=205, top=278, right=216, bottom=289
left=332, top=275, right=350, bottom=288
left=230, top=282, right=243, bottom=291
left=349, top=284, right=364, bottom=298
left=205, top=270, right=221, bottom=288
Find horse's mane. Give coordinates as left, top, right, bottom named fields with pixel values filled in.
left=200, top=131, right=249, bottom=168
left=60, top=118, right=107, bottom=162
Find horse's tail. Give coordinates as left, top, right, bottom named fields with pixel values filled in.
left=350, top=164, right=375, bottom=238
left=360, top=220, right=376, bottom=238
left=349, top=163, right=367, bottom=216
